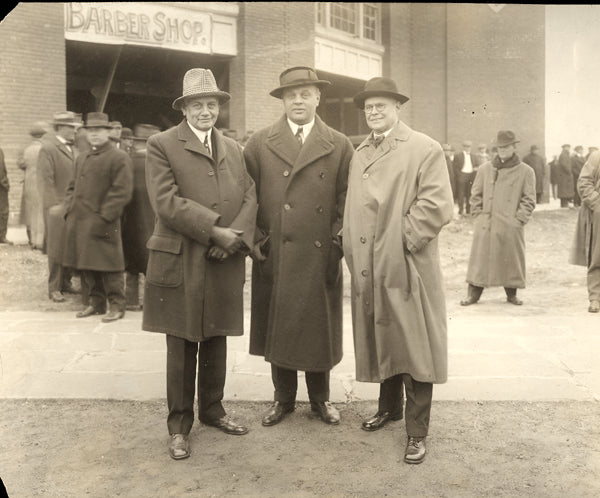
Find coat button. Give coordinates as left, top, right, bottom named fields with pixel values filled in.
left=360, top=236, right=367, bottom=243
left=208, top=170, right=214, bottom=176
left=283, top=170, right=290, bottom=177
left=362, top=173, right=369, bottom=179
left=212, top=203, right=218, bottom=209
left=314, top=240, right=322, bottom=248
left=284, top=203, right=291, bottom=211
left=316, top=205, right=323, bottom=213
left=320, top=172, right=325, bottom=178
left=361, top=269, right=368, bottom=276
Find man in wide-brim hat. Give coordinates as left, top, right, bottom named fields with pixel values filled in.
left=343, top=75, right=454, bottom=464
left=62, top=111, right=133, bottom=323
left=142, top=68, right=257, bottom=460
left=461, top=129, right=536, bottom=308
left=243, top=66, right=354, bottom=429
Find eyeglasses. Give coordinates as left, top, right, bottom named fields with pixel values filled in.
left=364, top=103, right=388, bottom=114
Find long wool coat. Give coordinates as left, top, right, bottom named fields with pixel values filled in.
left=244, top=115, right=353, bottom=372
left=18, top=139, right=45, bottom=248
left=62, top=141, right=133, bottom=272
left=557, top=150, right=574, bottom=199
left=466, top=156, right=536, bottom=289
left=343, top=121, right=453, bottom=384
left=522, top=151, right=546, bottom=195
left=121, top=148, right=155, bottom=275
left=142, top=121, right=257, bottom=342
left=570, top=151, right=600, bottom=269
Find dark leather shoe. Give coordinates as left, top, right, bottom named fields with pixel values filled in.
left=506, top=295, right=523, bottom=306
left=0, top=238, right=14, bottom=245
left=61, top=284, right=80, bottom=294
left=76, top=306, right=103, bottom=318
left=588, top=300, right=600, bottom=313
left=460, top=296, right=478, bottom=306
left=361, top=411, right=403, bottom=432
left=262, top=402, right=295, bottom=426
left=310, top=401, right=340, bottom=425
left=203, top=415, right=249, bottom=435
left=101, top=310, right=125, bottom=323
left=50, top=291, right=66, bottom=303
left=168, top=433, right=190, bottom=460
left=404, top=436, right=426, bottom=464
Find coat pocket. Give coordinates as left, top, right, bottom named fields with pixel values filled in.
left=146, top=234, right=183, bottom=287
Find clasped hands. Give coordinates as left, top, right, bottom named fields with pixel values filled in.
left=207, top=226, right=244, bottom=261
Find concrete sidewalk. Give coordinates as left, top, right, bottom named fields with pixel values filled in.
left=1, top=302, right=599, bottom=402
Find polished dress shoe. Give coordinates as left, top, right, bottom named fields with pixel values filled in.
left=101, top=310, right=125, bottom=323
left=310, top=401, right=340, bottom=425
left=168, top=433, right=190, bottom=460
left=50, top=291, right=66, bottom=303
left=506, top=295, right=523, bottom=306
left=262, top=402, right=295, bottom=426
left=460, top=296, right=478, bottom=306
left=588, top=300, right=600, bottom=313
left=76, top=306, right=104, bottom=318
left=202, top=415, right=249, bottom=435
left=361, top=411, right=403, bottom=432
left=404, top=436, right=426, bottom=464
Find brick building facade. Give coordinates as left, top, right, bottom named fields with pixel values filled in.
left=0, top=2, right=545, bottom=224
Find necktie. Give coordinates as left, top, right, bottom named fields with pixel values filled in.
left=203, top=134, right=211, bottom=156
left=295, top=127, right=304, bottom=145
left=371, top=134, right=384, bottom=148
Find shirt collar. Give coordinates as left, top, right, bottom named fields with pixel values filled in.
left=187, top=121, right=212, bottom=144
left=287, top=118, right=315, bottom=139
left=56, top=135, right=71, bottom=147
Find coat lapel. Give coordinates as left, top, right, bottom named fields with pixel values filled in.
left=52, top=134, right=73, bottom=161
left=292, top=116, right=335, bottom=175
left=357, top=120, right=412, bottom=172
left=178, top=120, right=213, bottom=161
left=265, top=115, right=299, bottom=167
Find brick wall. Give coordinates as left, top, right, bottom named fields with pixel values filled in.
left=230, top=2, right=316, bottom=136
left=0, top=3, right=65, bottom=224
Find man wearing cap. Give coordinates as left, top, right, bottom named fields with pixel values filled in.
left=572, top=146, right=586, bottom=207
left=62, top=112, right=133, bottom=322
left=570, top=150, right=600, bottom=313
left=121, top=124, right=160, bottom=311
left=143, top=68, right=257, bottom=460
left=243, top=66, right=353, bottom=428
left=523, top=145, right=546, bottom=204
left=557, top=144, right=574, bottom=208
left=37, top=111, right=81, bottom=301
left=453, top=140, right=478, bottom=215
left=461, top=130, right=536, bottom=307
left=343, top=77, right=453, bottom=464
left=119, top=127, right=134, bottom=154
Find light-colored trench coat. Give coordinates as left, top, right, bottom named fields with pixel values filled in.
left=570, top=151, right=600, bottom=269
left=142, top=121, right=257, bottom=342
left=466, top=157, right=536, bottom=288
left=343, top=121, right=454, bottom=384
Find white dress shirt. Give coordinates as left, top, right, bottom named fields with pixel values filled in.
left=287, top=118, right=315, bottom=144
left=187, top=121, right=213, bottom=155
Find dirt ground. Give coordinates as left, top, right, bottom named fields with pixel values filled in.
left=1, top=207, right=599, bottom=497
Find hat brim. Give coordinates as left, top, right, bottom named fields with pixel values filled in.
left=172, top=91, right=231, bottom=110
left=353, top=90, right=409, bottom=109
left=52, top=121, right=81, bottom=128
left=269, top=80, right=331, bottom=99
left=83, top=124, right=113, bottom=129
left=495, top=140, right=520, bottom=147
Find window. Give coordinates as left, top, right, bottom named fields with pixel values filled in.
left=316, top=2, right=381, bottom=43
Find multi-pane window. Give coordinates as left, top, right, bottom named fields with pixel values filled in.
left=316, top=2, right=381, bottom=43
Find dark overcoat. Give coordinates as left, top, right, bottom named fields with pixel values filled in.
left=62, top=141, right=133, bottom=271
left=244, top=115, right=353, bottom=372
left=522, top=151, right=546, bottom=195
left=142, top=121, right=257, bottom=342
left=557, top=150, right=574, bottom=199
left=570, top=151, right=600, bottom=268
left=122, top=148, right=155, bottom=275
left=343, top=121, right=454, bottom=383
left=466, top=156, right=536, bottom=288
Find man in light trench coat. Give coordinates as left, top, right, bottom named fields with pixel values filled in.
left=569, top=150, right=600, bottom=313
left=343, top=77, right=454, bottom=464
left=460, top=130, right=536, bottom=306
left=244, top=66, right=354, bottom=427
left=142, top=69, right=257, bottom=460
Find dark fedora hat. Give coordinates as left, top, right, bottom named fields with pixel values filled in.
left=494, top=130, right=520, bottom=147
left=270, top=66, right=331, bottom=99
left=120, top=127, right=134, bottom=140
left=353, top=77, right=409, bottom=109
left=84, top=112, right=113, bottom=129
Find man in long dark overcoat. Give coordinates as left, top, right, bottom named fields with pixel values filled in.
left=571, top=145, right=586, bottom=207
left=461, top=131, right=536, bottom=306
left=522, top=145, right=546, bottom=204
left=557, top=144, right=574, bottom=207
left=570, top=150, right=600, bottom=312
left=142, top=69, right=257, bottom=460
left=343, top=77, right=454, bottom=464
left=244, top=66, right=353, bottom=427
left=62, top=112, right=133, bottom=322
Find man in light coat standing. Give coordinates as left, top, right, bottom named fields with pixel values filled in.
left=460, top=131, right=536, bottom=306
left=244, top=66, right=353, bottom=427
left=570, top=150, right=600, bottom=313
left=343, top=77, right=454, bottom=464
left=143, top=69, right=257, bottom=460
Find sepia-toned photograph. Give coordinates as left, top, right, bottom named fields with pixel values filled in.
left=0, top=2, right=599, bottom=496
